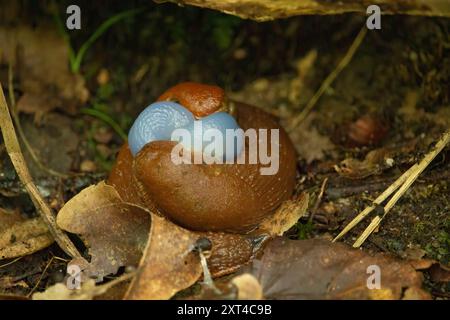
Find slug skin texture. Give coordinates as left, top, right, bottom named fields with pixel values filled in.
left=107, top=83, right=297, bottom=276
left=132, top=102, right=296, bottom=233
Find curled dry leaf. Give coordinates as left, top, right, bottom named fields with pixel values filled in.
left=0, top=211, right=53, bottom=260
left=56, top=181, right=203, bottom=299
left=256, top=193, right=309, bottom=236
left=124, top=214, right=202, bottom=300
left=411, top=261, right=450, bottom=283
left=334, top=148, right=392, bottom=179
left=56, top=182, right=149, bottom=280
left=246, top=237, right=430, bottom=300
left=0, top=25, right=89, bottom=120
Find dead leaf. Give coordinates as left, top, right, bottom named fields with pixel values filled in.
left=57, top=182, right=150, bottom=281
left=231, top=273, right=263, bottom=300
left=289, top=113, right=335, bottom=164
left=257, top=193, right=309, bottom=236
left=335, top=148, right=392, bottom=179
left=0, top=276, right=29, bottom=290
left=429, top=263, right=450, bottom=283
left=56, top=181, right=203, bottom=299
left=0, top=217, right=53, bottom=260
left=32, top=273, right=134, bottom=300
left=246, top=237, right=430, bottom=300
left=124, top=214, right=202, bottom=300
left=402, top=286, right=433, bottom=300
left=0, top=25, right=89, bottom=120
left=401, top=247, right=427, bottom=260
left=0, top=208, right=23, bottom=233
left=408, top=258, right=435, bottom=270
left=408, top=259, right=449, bottom=283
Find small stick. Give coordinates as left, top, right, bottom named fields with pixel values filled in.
left=27, top=256, right=56, bottom=297
left=332, top=164, right=418, bottom=242
left=309, top=177, right=328, bottom=222
left=288, top=26, right=367, bottom=132
left=0, top=84, right=82, bottom=259
left=353, top=130, right=450, bottom=247
left=0, top=256, right=23, bottom=269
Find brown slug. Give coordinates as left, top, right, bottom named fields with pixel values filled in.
left=108, top=82, right=297, bottom=276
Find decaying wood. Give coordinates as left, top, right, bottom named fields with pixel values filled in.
left=163, top=0, right=450, bottom=20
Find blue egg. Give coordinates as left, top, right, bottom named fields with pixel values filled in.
left=128, top=101, right=194, bottom=156
left=181, top=112, right=244, bottom=162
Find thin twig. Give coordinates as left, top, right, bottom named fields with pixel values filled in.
left=288, top=26, right=367, bottom=132
left=27, top=256, right=55, bottom=297
left=0, top=83, right=82, bottom=259
left=353, top=130, right=450, bottom=247
left=0, top=257, right=23, bottom=269
left=332, top=164, right=418, bottom=242
left=309, top=177, right=328, bottom=222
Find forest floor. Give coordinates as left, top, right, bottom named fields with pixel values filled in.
left=0, top=1, right=448, bottom=299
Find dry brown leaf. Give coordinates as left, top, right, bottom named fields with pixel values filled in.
left=0, top=276, right=29, bottom=290
left=57, top=182, right=150, bottom=280
left=0, top=25, right=89, bottom=120
left=57, top=181, right=203, bottom=299
left=335, top=148, right=394, bottom=179
left=289, top=113, right=335, bottom=164
left=0, top=208, right=23, bottom=233
left=257, top=193, right=309, bottom=236
left=124, top=214, right=202, bottom=300
left=231, top=273, right=263, bottom=300
left=0, top=218, right=53, bottom=260
left=246, top=237, right=430, bottom=300
left=429, top=263, right=450, bottom=283
left=408, top=258, right=436, bottom=270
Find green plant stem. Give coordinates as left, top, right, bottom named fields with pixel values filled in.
left=81, top=107, right=127, bottom=141
left=71, top=8, right=144, bottom=73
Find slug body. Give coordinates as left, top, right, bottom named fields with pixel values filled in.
left=108, top=82, right=297, bottom=276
